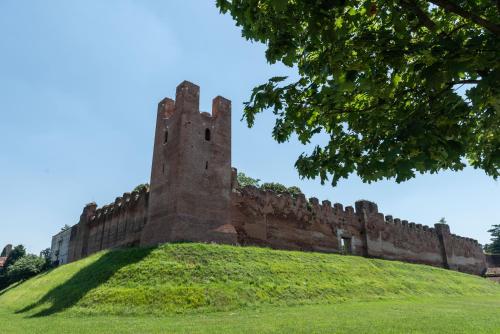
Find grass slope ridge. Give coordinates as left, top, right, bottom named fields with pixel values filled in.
left=1, top=243, right=499, bottom=316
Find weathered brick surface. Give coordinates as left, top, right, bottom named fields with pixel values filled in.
left=67, top=190, right=148, bottom=262
left=231, top=182, right=486, bottom=275
left=140, top=81, right=236, bottom=246
left=61, top=81, right=487, bottom=276
left=486, top=254, right=500, bottom=267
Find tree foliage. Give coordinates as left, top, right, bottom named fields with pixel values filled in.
left=39, top=248, right=53, bottom=270
left=0, top=245, right=51, bottom=290
left=4, top=245, right=26, bottom=269
left=237, top=172, right=261, bottom=187
left=60, top=224, right=71, bottom=232
left=286, top=186, right=303, bottom=197
left=217, top=0, right=500, bottom=185
left=0, top=245, right=27, bottom=289
left=484, top=224, right=500, bottom=254
left=236, top=171, right=303, bottom=195
left=261, top=182, right=303, bottom=196
left=40, top=248, right=51, bottom=260
left=260, top=182, right=289, bottom=193
left=133, top=183, right=150, bottom=193
left=6, top=255, right=46, bottom=283
left=0, top=245, right=54, bottom=290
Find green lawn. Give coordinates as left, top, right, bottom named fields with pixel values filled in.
left=1, top=243, right=499, bottom=333
left=1, top=296, right=499, bottom=333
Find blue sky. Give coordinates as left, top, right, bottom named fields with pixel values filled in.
left=0, top=0, right=498, bottom=253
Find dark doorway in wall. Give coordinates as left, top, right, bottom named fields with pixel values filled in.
left=341, top=237, right=352, bottom=255
left=205, top=128, right=211, bottom=141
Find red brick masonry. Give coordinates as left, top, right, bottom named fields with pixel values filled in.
left=65, top=81, right=487, bottom=276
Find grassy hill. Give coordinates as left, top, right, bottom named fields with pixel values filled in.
left=1, top=243, right=499, bottom=318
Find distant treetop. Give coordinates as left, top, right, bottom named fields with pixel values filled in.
left=237, top=171, right=303, bottom=196
left=133, top=183, right=150, bottom=193
left=60, top=224, right=71, bottom=232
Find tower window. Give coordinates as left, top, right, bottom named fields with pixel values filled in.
left=205, top=128, right=211, bottom=141
left=164, top=130, right=168, bottom=144
left=205, top=161, right=208, bottom=170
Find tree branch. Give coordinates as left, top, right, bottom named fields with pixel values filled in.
left=428, top=0, right=500, bottom=36
left=442, top=23, right=467, bottom=37
left=449, top=79, right=481, bottom=85
left=400, top=0, right=437, bottom=31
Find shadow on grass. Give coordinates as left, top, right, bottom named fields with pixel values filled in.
left=16, top=246, right=153, bottom=317
left=0, top=270, right=54, bottom=297
left=0, top=280, right=24, bottom=297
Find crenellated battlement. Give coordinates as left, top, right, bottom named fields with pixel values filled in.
left=384, top=215, right=433, bottom=234
left=89, top=186, right=149, bottom=226
left=233, top=184, right=447, bottom=241
left=156, top=81, right=231, bottom=123
left=233, top=185, right=362, bottom=226
left=59, top=81, right=486, bottom=276
left=231, top=183, right=485, bottom=274
left=67, top=186, right=150, bottom=262
left=237, top=186, right=428, bottom=235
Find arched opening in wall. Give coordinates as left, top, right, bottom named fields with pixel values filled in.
left=164, top=130, right=168, bottom=144
left=205, top=128, right=211, bottom=141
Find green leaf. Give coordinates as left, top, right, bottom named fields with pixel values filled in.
left=271, top=0, right=288, bottom=11
left=216, top=0, right=500, bottom=186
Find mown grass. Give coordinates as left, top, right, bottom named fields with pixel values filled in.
left=1, top=243, right=499, bottom=318
left=1, top=296, right=500, bottom=333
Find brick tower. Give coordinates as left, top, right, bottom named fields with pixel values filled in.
left=140, top=81, right=236, bottom=246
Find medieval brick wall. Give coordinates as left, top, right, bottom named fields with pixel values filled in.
left=67, top=187, right=149, bottom=262
left=486, top=254, right=500, bottom=268
left=86, top=188, right=149, bottom=255
left=231, top=185, right=363, bottom=254
left=231, top=175, right=486, bottom=275
left=59, top=81, right=487, bottom=276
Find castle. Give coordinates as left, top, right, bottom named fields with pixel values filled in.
left=51, top=81, right=487, bottom=276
